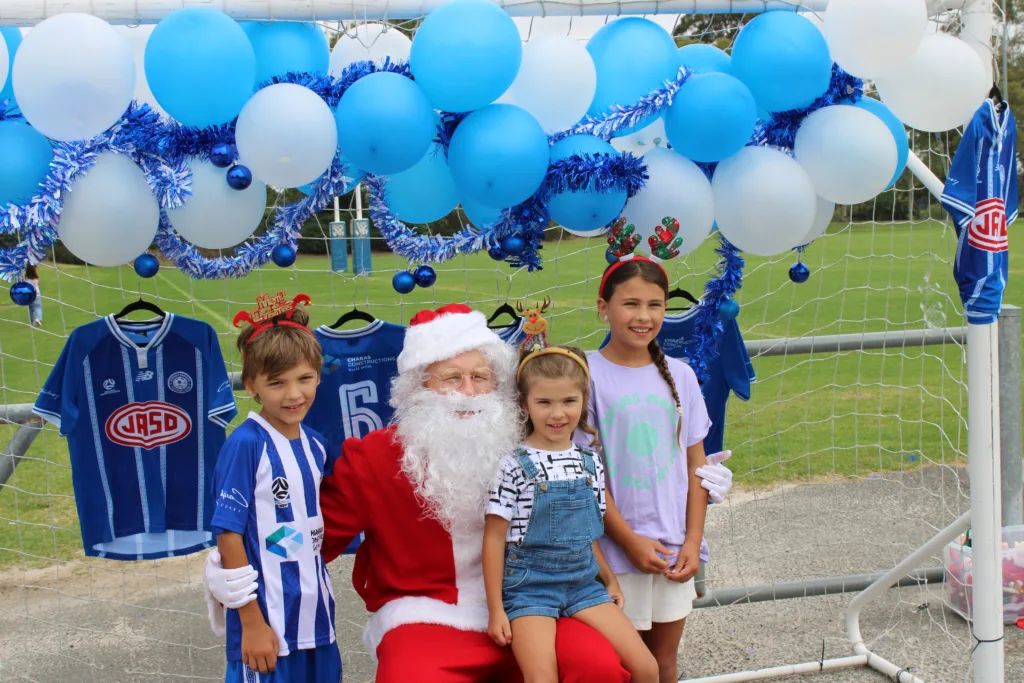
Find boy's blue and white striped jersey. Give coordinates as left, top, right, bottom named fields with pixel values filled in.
left=494, top=317, right=527, bottom=347
left=32, top=314, right=236, bottom=560
left=211, top=413, right=337, bottom=661
left=940, top=99, right=1017, bottom=324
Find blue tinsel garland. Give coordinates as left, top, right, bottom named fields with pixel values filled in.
left=686, top=233, right=745, bottom=385
left=754, top=65, right=863, bottom=151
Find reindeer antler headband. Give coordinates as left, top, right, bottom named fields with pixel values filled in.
left=599, top=216, right=684, bottom=299
left=233, top=291, right=314, bottom=347
left=515, top=300, right=590, bottom=382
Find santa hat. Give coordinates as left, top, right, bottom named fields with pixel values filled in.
left=397, top=304, right=504, bottom=374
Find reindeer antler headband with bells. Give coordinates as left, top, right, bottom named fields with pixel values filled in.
left=515, top=299, right=590, bottom=382
left=599, top=216, right=684, bottom=299
left=233, top=291, right=314, bottom=352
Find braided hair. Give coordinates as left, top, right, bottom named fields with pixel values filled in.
left=599, top=259, right=683, bottom=443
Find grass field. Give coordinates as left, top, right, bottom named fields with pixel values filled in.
left=1, top=219, right=1020, bottom=569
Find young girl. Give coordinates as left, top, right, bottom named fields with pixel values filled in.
left=483, top=340, right=658, bottom=683
left=24, top=264, right=42, bottom=327
left=582, top=257, right=711, bottom=683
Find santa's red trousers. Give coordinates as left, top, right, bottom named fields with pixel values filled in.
left=375, top=620, right=631, bottom=683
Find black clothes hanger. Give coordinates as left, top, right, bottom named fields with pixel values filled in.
left=990, top=83, right=1007, bottom=113
left=113, top=298, right=166, bottom=320
left=666, top=287, right=699, bottom=312
left=486, top=302, right=521, bottom=329
left=329, top=306, right=376, bottom=329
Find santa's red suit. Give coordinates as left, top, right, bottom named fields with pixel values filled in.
left=319, top=425, right=630, bottom=683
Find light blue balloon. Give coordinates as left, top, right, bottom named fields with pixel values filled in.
left=145, top=8, right=257, bottom=127
left=335, top=73, right=434, bottom=176
left=448, top=104, right=550, bottom=209
left=587, top=18, right=679, bottom=137
left=678, top=43, right=732, bottom=76
left=547, top=135, right=627, bottom=234
left=0, top=121, right=53, bottom=206
left=410, top=0, right=522, bottom=113
left=385, top=144, right=460, bottom=224
left=853, top=97, right=909, bottom=190
left=297, top=157, right=365, bottom=195
left=242, top=22, right=329, bottom=84
left=664, top=73, right=757, bottom=163
left=461, top=196, right=502, bottom=228
left=731, top=12, right=832, bottom=114
left=0, top=28, right=23, bottom=115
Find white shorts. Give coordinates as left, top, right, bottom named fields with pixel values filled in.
left=615, top=572, right=697, bottom=631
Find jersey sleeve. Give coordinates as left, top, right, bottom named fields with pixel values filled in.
left=681, top=364, right=711, bottom=448
left=485, top=455, right=524, bottom=521
left=1006, top=114, right=1019, bottom=225
left=319, top=436, right=368, bottom=563
left=721, top=322, right=755, bottom=401
left=204, top=327, right=237, bottom=428
left=210, top=430, right=259, bottom=536
left=32, top=337, right=78, bottom=436
left=941, top=115, right=981, bottom=228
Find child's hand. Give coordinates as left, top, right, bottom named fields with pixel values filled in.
left=625, top=534, right=671, bottom=574
left=666, top=541, right=701, bottom=583
left=606, top=578, right=626, bottom=609
left=241, top=619, right=279, bottom=674
left=488, top=610, right=513, bottom=647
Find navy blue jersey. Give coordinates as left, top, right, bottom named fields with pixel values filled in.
left=33, top=315, right=236, bottom=560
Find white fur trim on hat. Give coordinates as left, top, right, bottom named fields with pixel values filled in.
left=397, top=308, right=503, bottom=374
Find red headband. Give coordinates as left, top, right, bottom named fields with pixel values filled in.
left=598, top=255, right=669, bottom=300
left=233, top=291, right=315, bottom=347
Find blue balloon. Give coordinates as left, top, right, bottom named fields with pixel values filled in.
left=0, top=28, right=23, bottom=115
left=448, top=104, right=549, bottom=209
left=664, top=73, right=757, bottom=163
left=242, top=22, right=329, bottom=84
left=461, top=196, right=502, bottom=228
left=587, top=18, right=679, bottom=136
left=547, top=135, right=627, bottom=234
left=0, top=121, right=53, bottom=206
left=731, top=12, right=832, bottom=114
left=335, top=72, right=434, bottom=175
left=386, top=144, right=460, bottom=224
left=145, top=8, right=257, bottom=127
left=853, top=97, right=909, bottom=190
left=678, top=43, right=732, bottom=76
left=410, top=0, right=522, bottom=113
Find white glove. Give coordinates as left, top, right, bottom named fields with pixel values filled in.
left=696, top=450, right=733, bottom=504
left=203, top=548, right=259, bottom=636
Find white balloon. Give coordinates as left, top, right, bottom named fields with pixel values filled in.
left=13, top=14, right=135, bottom=141
left=610, top=117, right=667, bottom=157
left=330, top=23, right=412, bottom=75
left=509, top=36, right=597, bottom=133
left=112, top=24, right=166, bottom=116
left=168, top=160, right=267, bottom=249
left=794, top=105, right=897, bottom=205
left=824, top=0, right=927, bottom=79
left=0, top=33, right=8, bottom=94
left=875, top=34, right=988, bottom=133
left=713, top=146, right=817, bottom=257
left=621, top=148, right=715, bottom=257
left=58, top=153, right=159, bottom=267
left=801, top=196, right=835, bottom=245
left=235, top=83, right=337, bottom=189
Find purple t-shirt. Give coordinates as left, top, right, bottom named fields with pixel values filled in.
left=577, top=351, right=711, bottom=574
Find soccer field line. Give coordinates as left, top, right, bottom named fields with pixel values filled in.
left=156, top=275, right=232, bottom=330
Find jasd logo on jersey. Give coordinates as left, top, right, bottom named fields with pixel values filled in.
left=104, top=401, right=192, bottom=449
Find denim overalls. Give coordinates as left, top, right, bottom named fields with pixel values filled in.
left=501, top=448, right=613, bottom=621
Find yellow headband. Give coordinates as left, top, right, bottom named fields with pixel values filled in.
left=516, top=347, right=591, bottom=382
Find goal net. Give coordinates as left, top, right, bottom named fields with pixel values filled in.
left=0, top=2, right=1006, bottom=682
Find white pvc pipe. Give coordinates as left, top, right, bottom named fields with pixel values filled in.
left=961, top=0, right=995, bottom=87
left=0, top=0, right=973, bottom=25
left=906, top=151, right=947, bottom=203
left=679, top=655, right=867, bottom=683
left=966, top=322, right=1005, bottom=682
left=355, top=182, right=364, bottom=221
left=333, top=195, right=341, bottom=224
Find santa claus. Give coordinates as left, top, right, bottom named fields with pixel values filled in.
left=206, top=304, right=733, bottom=681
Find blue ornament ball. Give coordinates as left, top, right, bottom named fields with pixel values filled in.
left=413, top=264, right=437, bottom=288
left=209, top=143, right=236, bottom=169
left=227, top=165, right=253, bottom=190
left=501, top=235, right=526, bottom=257
left=271, top=244, right=297, bottom=268
left=487, top=245, right=506, bottom=261
left=9, top=281, right=36, bottom=306
left=134, top=254, right=160, bottom=278
left=605, top=249, right=619, bottom=265
left=789, top=262, right=811, bottom=284
left=392, top=271, right=416, bottom=295
left=719, top=298, right=741, bottom=320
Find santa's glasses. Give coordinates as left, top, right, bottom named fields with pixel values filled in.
left=430, top=367, right=494, bottom=391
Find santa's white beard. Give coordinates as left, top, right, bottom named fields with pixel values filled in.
left=393, top=387, right=519, bottom=530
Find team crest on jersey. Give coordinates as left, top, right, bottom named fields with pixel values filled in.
left=100, top=379, right=119, bottom=396
left=265, top=525, right=303, bottom=560
left=135, top=370, right=155, bottom=382
left=271, top=477, right=290, bottom=508
left=105, top=402, right=192, bottom=450
left=969, top=198, right=1009, bottom=252
left=167, top=371, right=194, bottom=394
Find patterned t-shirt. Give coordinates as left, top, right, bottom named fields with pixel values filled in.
left=486, top=445, right=606, bottom=544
